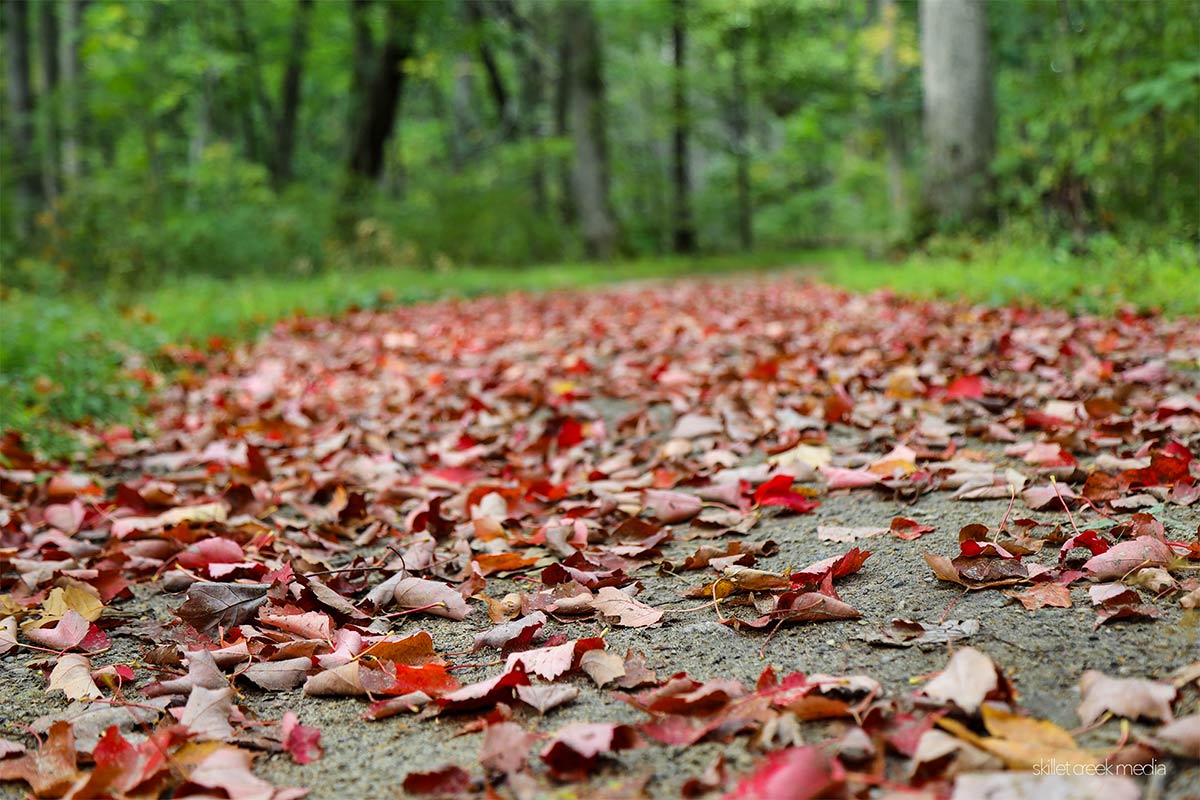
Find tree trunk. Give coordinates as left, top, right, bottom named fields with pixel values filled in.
left=520, top=33, right=547, bottom=213
left=4, top=0, right=40, bottom=236
left=37, top=0, right=60, bottom=204
left=59, top=0, right=84, bottom=185
left=670, top=0, right=696, bottom=253
left=346, top=2, right=421, bottom=187
left=562, top=0, right=617, bottom=259
left=880, top=0, right=908, bottom=236
left=466, top=1, right=516, bottom=142
left=554, top=24, right=576, bottom=226
left=272, top=0, right=314, bottom=187
left=728, top=25, right=752, bottom=251
left=232, top=0, right=273, bottom=164
left=919, top=0, right=994, bottom=229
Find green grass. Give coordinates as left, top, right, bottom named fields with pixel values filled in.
left=3, top=241, right=1196, bottom=461
left=819, top=237, right=1199, bottom=316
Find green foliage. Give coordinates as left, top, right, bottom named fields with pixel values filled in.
left=3, top=0, right=1196, bottom=285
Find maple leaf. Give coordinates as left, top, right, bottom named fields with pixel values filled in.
left=540, top=723, right=641, bottom=780
left=438, top=664, right=531, bottom=712
left=0, top=721, right=80, bottom=797
left=243, top=657, right=314, bottom=691
left=919, top=647, right=1014, bottom=715
left=25, top=610, right=90, bottom=650
left=402, top=766, right=473, bottom=795
left=176, top=582, right=271, bottom=636
left=392, top=577, right=471, bottom=620
left=179, top=685, right=236, bottom=740
left=724, top=745, right=842, bottom=800
left=1077, top=670, right=1176, bottom=726
left=517, top=684, right=580, bottom=714
left=1005, top=582, right=1072, bottom=611
left=643, top=489, right=702, bottom=523
left=177, top=744, right=306, bottom=799
left=47, top=654, right=102, bottom=701
left=480, top=721, right=537, bottom=774
left=752, top=474, right=819, bottom=513
left=281, top=712, right=323, bottom=764
left=591, top=586, right=663, bottom=627
left=1083, top=536, right=1175, bottom=581
left=937, top=705, right=1096, bottom=769
left=890, top=516, right=936, bottom=540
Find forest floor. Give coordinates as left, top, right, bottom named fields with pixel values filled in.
left=2, top=273, right=1199, bottom=799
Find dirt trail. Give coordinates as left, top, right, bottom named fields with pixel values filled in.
left=2, top=275, right=1199, bottom=798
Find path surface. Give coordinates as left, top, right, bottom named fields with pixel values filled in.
left=2, top=275, right=1199, bottom=799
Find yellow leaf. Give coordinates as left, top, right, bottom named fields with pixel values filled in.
left=938, top=706, right=1097, bottom=770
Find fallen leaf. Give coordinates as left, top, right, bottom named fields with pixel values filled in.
left=0, top=721, right=80, bottom=797
left=540, top=722, right=641, bottom=780
left=592, top=586, right=663, bottom=627
left=1077, top=670, right=1176, bottom=726
left=516, top=684, right=579, bottom=714
left=392, top=578, right=471, bottom=620
left=1083, top=536, right=1175, bottom=581
left=1004, top=582, right=1072, bottom=611
left=480, top=721, right=536, bottom=773
left=724, top=745, right=842, bottom=800
left=176, top=582, right=271, bottom=636
left=47, top=654, right=102, bottom=701
left=921, top=648, right=1009, bottom=715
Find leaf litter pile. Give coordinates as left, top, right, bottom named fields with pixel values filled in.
left=2, top=277, right=1200, bottom=799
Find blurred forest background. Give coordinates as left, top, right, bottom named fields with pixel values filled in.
left=3, top=0, right=1198, bottom=292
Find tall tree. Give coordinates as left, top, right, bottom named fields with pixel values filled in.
left=346, top=2, right=421, bottom=190
left=273, top=0, right=314, bottom=187
left=553, top=16, right=575, bottom=226
left=58, top=0, right=84, bottom=186
left=670, top=0, right=695, bottom=253
left=466, top=1, right=516, bottom=142
left=726, top=23, right=752, bottom=251
left=37, top=0, right=60, bottom=203
left=562, top=0, right=617, bottom=259
left=918, top=0, right=994, bottom=229
left=4, top=0, right=40, bottom=236
left=879, top=0, right=908, bottom=236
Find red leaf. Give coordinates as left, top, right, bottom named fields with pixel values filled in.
left=725, top=745, right=842, bottom=800
left=540, top=723, right=641, bottom=781
left=281, top=712, right=323, bottom=764
left=944, top=374, right=985, bottom=401
left=890, top=517, right=935, bottom=540
left=753, top=475, right=819, bottom=513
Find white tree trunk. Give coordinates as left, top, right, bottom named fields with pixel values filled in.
left=919, top=0, right=994, bottom=226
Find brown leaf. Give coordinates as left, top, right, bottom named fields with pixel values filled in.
left=1004, top=582, right=1072, bottom=611
left=1077, top=670, right=1176, bottom=726
left=0, top=721, right=79, bottom=797
left=392, top=578, right=471, bottom=620
left=176, top=582, right=270, bottom=636
left=592, top=586, right=663, bottom=627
